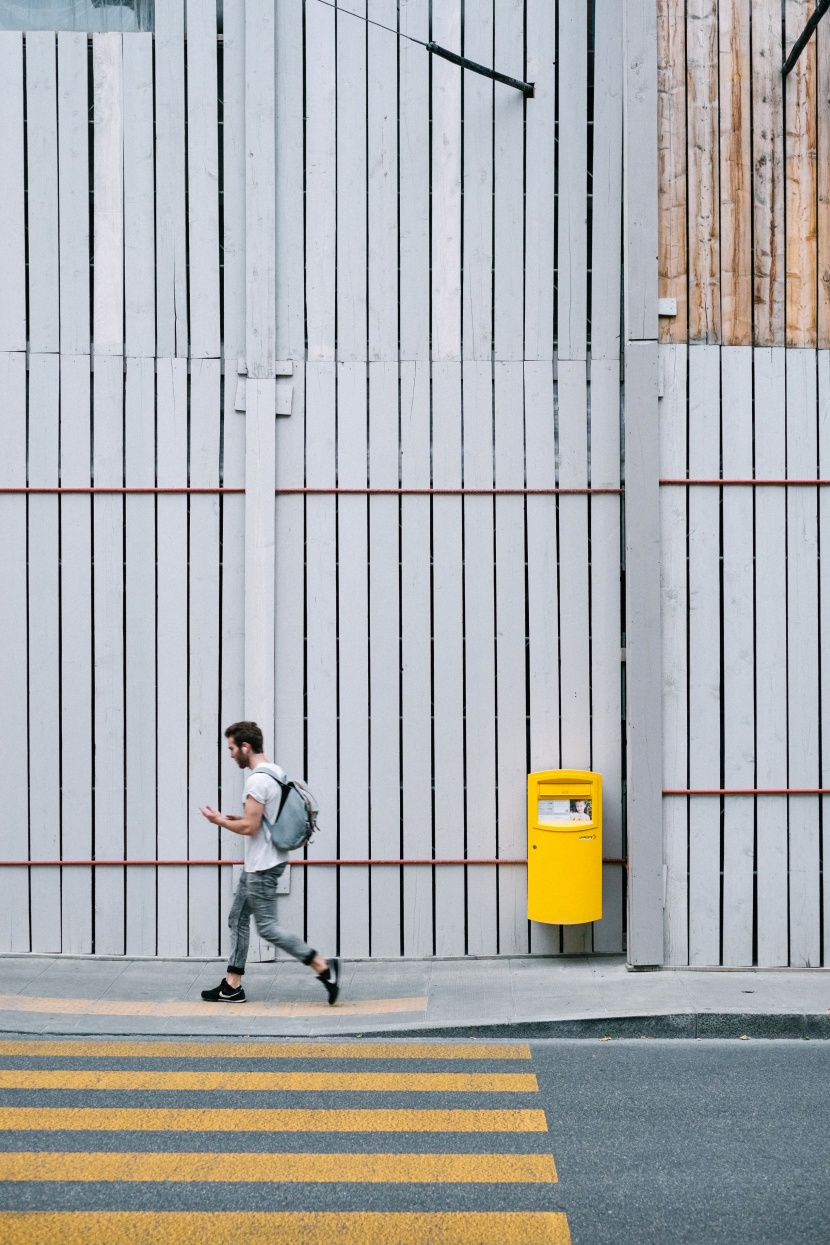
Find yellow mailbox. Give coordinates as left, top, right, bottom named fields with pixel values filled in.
left=527, top=769, right=602, bottom=924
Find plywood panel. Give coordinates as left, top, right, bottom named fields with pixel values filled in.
left=335, top=362, right=370, bottom=957
left=431, top=2, right=462, bottom=362
left=754, top=347, right=788, bottom=964
left=686, top=0, right=720, bottom=343
left=463, top=361, right=497, bottom=955
left=0, top=353, right=29, bottom=951
left=718, top=0, right=752, bottom=346
left=275, top=0, right=306, bottom=362
left=304, top=0, right=336, bottom=362
left=721, top=348, right=755, bottom=966
left=556, top=0, right=587, bottom=360
left=93, top=34, right=124, bottom=356
left=819, top=17, right=830, bottom=348
left=368, top=2, right=398, bottom=362
left=462, top=3, right=493, bottom=362
left=660, top=344, right=689, bottom=965
left=222, top=2, right=246, bottom=370
left=400, top=360, right=434, bottom=955
left=592, top=0, right=624, bottom=362
left=336, top=1, right=368, bottom=362
left=123, top=32, right=154, bottom=357
left=92, top=356, right=126, bottom=955
left=523, top=0, right=555, bottom=361
left=155, top=0, right=187, bottom=358
left=785, top=349, right=821, bottom=965
left=658, top=0, right=687, bottom=343
left=27, top=355, right=61, bottom=952
left=785, top=1, right=819, bottom=347
left=124, top=356, right=157, bottom=956
left=26, top=32, right=60, bottom=355
left=399, top=0, right=430, bottom=360
left=0, top=35, right=26, bottom=352
left=369, top=361, right=402, bottom=955
left=59, top=355, right=93, bottom=954
left=818, top=351, right=830, bottom=961
left=57, top=33, right=90, bottom=356
left=245, top=0, right=276, bottom=376
left=186, top=0, right=220, bottom=360
left=493, top=0, right=524, bottom=362
left=687, top=345, right=721, bottom=964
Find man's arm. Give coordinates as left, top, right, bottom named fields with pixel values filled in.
left=199, top=796, right=265, bottom=837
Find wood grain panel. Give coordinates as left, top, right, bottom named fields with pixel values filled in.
left=718, top=0, right=752, bottom=345
left=785, top=0, right=818, bottom=347
left=752, top=0, right=786, bottom=346
left=819, top=17, right=830, bottom=346
left=687, top=0, right=720, bottom=342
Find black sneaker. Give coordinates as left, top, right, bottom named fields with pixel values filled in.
left=201, top=980, right=246, bottom=1003
left=318, top=957, right=342, bottom=1005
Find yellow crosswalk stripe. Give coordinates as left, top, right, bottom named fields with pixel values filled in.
left=0, top=1106, right=548, bottom=1132
left=0, top=1151, right=557, bottom=1183
left=0, top=1070, right=537, bottom=1093
left=0, top=1041, right=531, bottom=1060
left=0, top=1211, right=573, bottom=1243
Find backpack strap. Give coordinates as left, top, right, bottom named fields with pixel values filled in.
left=249, top=764, right=290, bottom=822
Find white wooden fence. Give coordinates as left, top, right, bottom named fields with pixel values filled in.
left=0, top=1, right=626, bottom=960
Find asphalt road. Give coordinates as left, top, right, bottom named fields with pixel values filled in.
left=0, top=1037, right=825, bottom=1243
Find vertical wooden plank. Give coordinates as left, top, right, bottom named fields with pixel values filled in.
left=687, top=345, right=721, bottom=964
left=525, top=359, right=557, bottom=955
left=93, top=34, right=124, bottom=356
left=718, top=0, right=752, bottom=346
left=556, top=0, right=587, bottom=361
left=186, top=0, right=220, bottom=360
left=431, top=2, right=462, bottom=361
left=523, top=0, right=555, bottom=361
left=590, top=0, right=625, bottom=953
left=786, top=349, right=821, bottom=965
left=26, top=31, right=60, bottom=354
left=493, top=361, right=527, bottom=952
left=369, top=361, right=402, bottom=955
left=155, top=359, right=189, bottom=956
left=686, top=0, right=720, bottom=343
left=245, top=0, right=276, bottom=376
left=754, top=346, right=788, bottom=964
left=493, top=0, right=524, bottom=362
left=659, top=344, right=689, bottom=965
left=305, top=363, right=338, bottom=958
left=60, top=356, right=93, bottom=954
left=625, top=0, right=659, bottom=345
left=558, top=360, right=592, bottom=954
left=368, top=0, right=398, bottom=362
left=0, top=353, right=29, bottom=950
left=462, top=361, right=497, bottom=955
left=0, top=34, right=26, bottom=352
left=785, top=0, right=818, bottom=347
left=243, top=378, right=276, bottom=735
left=304, top=0, right=336, bottom=362
left=124, top=356, right=157, bottom=956
left=155, top=0, right=187, bottom=358
left=57, top=33, right=90, bottom=356
left=123, top=32, right=154, bottom=358
left=399, top=0, right=430, bottom=361
left=752, top=0, right=785, bottom=347
left=189, top=359, right=222, bottom=955
left=819, top=16, right=830, bottom=348
left=275, top=0, right=305, bottom=362
left=401, top=360, right=434, bottom=954
left=461, top=2, right=493, bottom=362
left=721, top=347, right=755, bottom=965
left=658, top=0, right=688, bottom=344
left=272, top=364, right=306, bottom=953
left=590, top=359, right=624, bottom=954
left=592, top=0, right=624, bottom=362
left=27, top=355, right=61, bottom=951
left=222, top=1, right=246, bottom=371
left=336, top=0, right=368, bottom=363
left=432, top=361, right=465, bottom=953
left=336, top=362, right=370, bottom=957
left=92, top=355, right=125, bottom=955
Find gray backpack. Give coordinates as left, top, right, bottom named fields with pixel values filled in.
left=251, top=764, right=318, bottom=852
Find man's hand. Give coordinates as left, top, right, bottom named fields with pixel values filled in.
left=199, top=805, right=223, bottom=825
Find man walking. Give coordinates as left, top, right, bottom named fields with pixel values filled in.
left=198, top=721, right=342, bottom=1004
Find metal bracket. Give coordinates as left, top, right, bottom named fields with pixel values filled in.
left=234, top=360, right=294, bottom=416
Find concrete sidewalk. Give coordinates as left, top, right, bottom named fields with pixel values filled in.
left=1, top=954, right=829, bottom=1039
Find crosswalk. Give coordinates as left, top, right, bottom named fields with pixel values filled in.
left=0, top=1038, right=571, bottom=1243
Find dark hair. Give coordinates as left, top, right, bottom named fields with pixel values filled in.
left=224, top=721, right=264, bottom=753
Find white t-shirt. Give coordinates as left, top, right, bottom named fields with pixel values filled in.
left=242, top=765, right=289, bottom=873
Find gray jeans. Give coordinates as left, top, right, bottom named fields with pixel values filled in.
left=227, top=865, right=315, bottom=975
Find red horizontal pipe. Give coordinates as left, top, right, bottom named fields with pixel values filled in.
left=0, top=486, right=622, bottom=497
left=0, top=857, right=626, bottom=867
left=660, top=478, right=830, bottom=487
left=664, top=788, right=830, bottom=796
